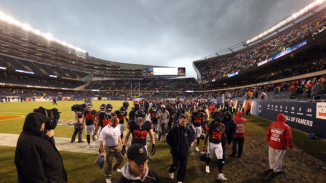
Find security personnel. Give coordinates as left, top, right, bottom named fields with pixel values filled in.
left=220, top=103, right=225, bottom=113
left=237, top=104, right=244, bottom=113
left=167, top=114, right=195, bottom=183
left=231, top=104, right=236, bottom=116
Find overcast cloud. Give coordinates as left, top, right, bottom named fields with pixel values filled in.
left=0, top=0, right=316, bottom=78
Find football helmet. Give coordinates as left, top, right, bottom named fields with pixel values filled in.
left=119, top=106, right=126, bottom=115
left=100, top=104, right=106, bottom=111
left=106, top=104, right=113, bottom=112
left=135, top=110, right=146, bottom=126
left=199, top=151, right=208, bottom=162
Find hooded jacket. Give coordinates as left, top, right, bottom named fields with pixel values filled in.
left=115, top=162, right=160, bottom=183
left=233, top=111, right=247, bottom=138
left=15, top=112, right=67, bottom=183
left=157, top=109, right=170, bottom=124
left=267, top=114, right=293, bottom=150
left=222, top=111, right=237, bottom=144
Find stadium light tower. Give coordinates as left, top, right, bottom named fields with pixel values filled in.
left=0, top=10, right=87, bottom=54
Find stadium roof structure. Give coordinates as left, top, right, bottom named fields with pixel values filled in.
left=194, top=0, right=326, bottom=61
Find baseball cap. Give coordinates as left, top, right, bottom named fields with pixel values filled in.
left=127, top=144, right=150, bottom=164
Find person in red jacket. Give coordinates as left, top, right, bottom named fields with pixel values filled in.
left=208, top=103, right=216, bottom=117
left=266, top=114, right=293, bottom=174
left=230, top=111, right=247, bottom=157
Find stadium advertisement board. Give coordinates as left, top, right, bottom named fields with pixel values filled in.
left=146, top=67, right=186, bottom=76
left=250, top=100, right=326, bottom=139
left=258, top=40, right=307, bottom=67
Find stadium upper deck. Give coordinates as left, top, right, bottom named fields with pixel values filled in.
left=193, top=0, right=326, bottom=83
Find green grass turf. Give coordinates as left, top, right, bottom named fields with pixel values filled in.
left=1, top=101, right=326, bottom=182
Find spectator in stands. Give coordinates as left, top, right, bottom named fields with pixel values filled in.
left=302, top=85, right=311, bottom=99
left=266, top=114, right=293, bottom=174
left=311, top=81, right=322, bottom=99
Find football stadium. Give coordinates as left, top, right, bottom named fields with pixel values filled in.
left=1, top=0, right=326, bottom=183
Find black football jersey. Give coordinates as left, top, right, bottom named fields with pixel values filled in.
left=97, top=112, right=117, bottom=128
left=206, top=123, right=225, bottom=144
left=83, top=110, right=97, bottom=125
left=115, top=110, right=127, bottom=124
left=191, top=111, right=203, bottom=127
left=127, top=120, right=153, bottom=146
left=149, top=109, right=158, bottom=124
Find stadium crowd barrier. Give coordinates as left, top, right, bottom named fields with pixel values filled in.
left=232, top=100, right=326, bottom=140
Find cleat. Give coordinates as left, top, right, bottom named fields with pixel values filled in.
left=113, top=169, right=121, bottom=173
left=196, top=146, right=199, bottom=152
left=106, top=178, right=111, bottom=183
left=87, top=144, right=90, bottom=148
left=218, top=173, right=227, bottom=180
left=169, top=172, right=174, bottom=179
left=206, top=165, right=210, bottom=173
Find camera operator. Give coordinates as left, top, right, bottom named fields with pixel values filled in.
left=15, top=109, right=67, bottom=183
left=71, top=104, right=86, bottom=143
left=33, top=107, right=60, bottom=144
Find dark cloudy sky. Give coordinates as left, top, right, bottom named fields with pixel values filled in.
left=0, top=0, right=316, bottom=77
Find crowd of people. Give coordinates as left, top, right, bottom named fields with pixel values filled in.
left=194, top=12, right=326, bottom=82
left=14, top=98, right=293, bottom=183
left=86, top=78, right=200, bottom=92
left=0, top=70, right=85, bottom=88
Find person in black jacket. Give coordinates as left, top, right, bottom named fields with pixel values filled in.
left=167, top=114, right=195, bottom=183
left=222, top=111, right=237, bottom=163
left=129, top=103, right=139, bottom=121
left=115, top=143, right=160, bottom=183
left=15, top=112, right=67, bottom=183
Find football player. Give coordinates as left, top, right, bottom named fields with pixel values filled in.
left=115, top=106, right=128, bottom=139
left=202, top=117, right=228, bottom=180
left=149, top=104, right=159, bottom=139
left=96, top=104, right=117, bottom=141
left=122, top=110, right=155, bottom=156
left=190, top=108, right=204, bottom=152
left=82, top=103, right=97, bottom=148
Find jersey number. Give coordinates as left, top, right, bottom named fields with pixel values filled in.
left=194, top=117, right=202, bottom=123
left=152, top=113, right=156, bottom=118
left=212, top=132, right=223, bottom=139
left=134, top=130, right=147, bottom=139
left=86, top=114, right=94, bottom=120
left=103, top=119, right=111, bottom=126
left=118, top=116, right=124, bottom=121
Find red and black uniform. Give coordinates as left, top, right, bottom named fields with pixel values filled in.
left=115, top=110, right=127, bottom=124
left=206, top=123, right=225, bottom=144
left=149, top=109, right=158, bottom=124
left=97, top=112, right=117, bottom=129
left=127, top=120, right=153, bottom=146
left=191, top=111, right=204, bottom=128
left=83, top=110, right=97, bottom=125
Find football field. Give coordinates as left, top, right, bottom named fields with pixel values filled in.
left=0, top=101, right=326, bottom=183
